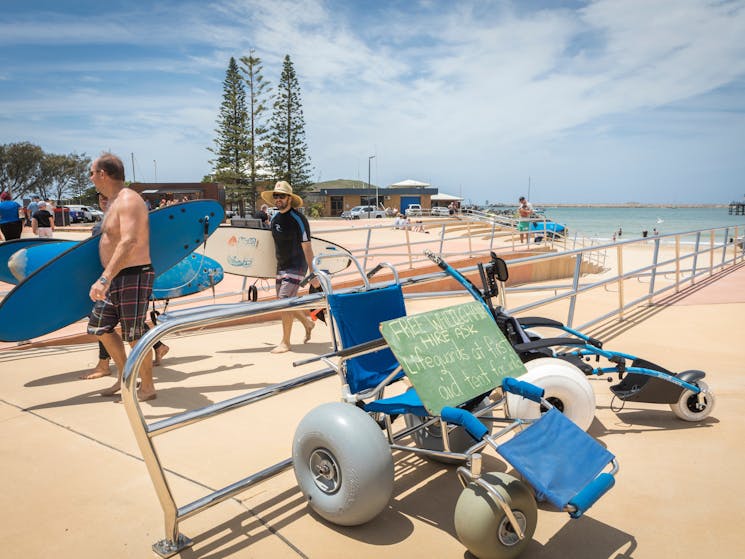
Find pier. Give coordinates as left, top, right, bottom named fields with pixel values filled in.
left=729, top=200, right=745, bottom=215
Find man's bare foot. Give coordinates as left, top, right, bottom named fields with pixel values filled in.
left=154, top=344, right=170, bottom=366
left=137, top=389, right=157, bottom=402
left=270, top=344, right=290, bottom=354
left=304, top=322, right=315, bottom=343
left=100, top=381, right=121, bottom=396
left=80, top=360, right=111, bottom=380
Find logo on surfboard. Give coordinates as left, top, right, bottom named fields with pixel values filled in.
left=227, top=234, right=259, bottom=268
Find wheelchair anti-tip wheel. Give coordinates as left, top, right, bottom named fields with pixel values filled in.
left=454, top=471, right=537, bottom=559
left=292, top=402, right=394, bottom=526
left=505, top=357, right=596, bottom=431
left=403, top=397, right=492, bottom=464
left=670, top=380, right=715, bottom=421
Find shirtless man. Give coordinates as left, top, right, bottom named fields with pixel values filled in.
left=87, top=153, right=156, bottom=401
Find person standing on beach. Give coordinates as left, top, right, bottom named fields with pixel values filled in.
left=261, top=181, right=319, bottom=354
left=86, top=153, right=157, bottom=401
left=31, top=201, right=55, bottom=238
left=517, top=196, right=534, bottom=243
left=0, top=191, right=24, bottom=241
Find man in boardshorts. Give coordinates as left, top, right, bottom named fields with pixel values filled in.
left=86, top=152, right=157, bottom=401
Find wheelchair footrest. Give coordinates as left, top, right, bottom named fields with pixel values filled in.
left=497, top=408, right=614, bottom=511
left=568, top=473, right=615, bottom=518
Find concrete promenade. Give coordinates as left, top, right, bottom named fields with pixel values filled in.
left=1, top=220, right=744, bottom=558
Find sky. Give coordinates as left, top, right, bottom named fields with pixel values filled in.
left=1, top=0, right=744, bottom=205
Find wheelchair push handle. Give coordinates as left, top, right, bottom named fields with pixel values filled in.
left=502, top=377, right=545, bottom=403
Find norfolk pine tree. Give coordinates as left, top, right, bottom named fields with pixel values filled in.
left=209, top=57, right=251, bottom=210
left=239, top=50, right=271, bottom=208
left=266, top=55, right=313, bottom=193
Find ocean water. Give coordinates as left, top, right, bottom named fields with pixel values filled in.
left=540, top=206, right=745, bottom=242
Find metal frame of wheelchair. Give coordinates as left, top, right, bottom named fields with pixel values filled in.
left=291, top=254, right=618, bottom=559
left=461, top=251, right=716, bottom=423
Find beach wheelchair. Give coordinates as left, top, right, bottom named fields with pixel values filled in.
left=291, top=256, right=618, bottom=559
left=428, top=250, right=716, bottom=423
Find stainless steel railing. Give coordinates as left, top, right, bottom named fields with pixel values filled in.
left=121, top=222, right=742, bottom=556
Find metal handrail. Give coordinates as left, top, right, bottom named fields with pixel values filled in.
left=120, top=221, right=741, bottom=556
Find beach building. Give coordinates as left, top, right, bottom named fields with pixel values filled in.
left=312, top=178, right=436, bottom=216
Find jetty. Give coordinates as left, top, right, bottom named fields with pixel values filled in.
left=729, top=200, right=745, bottom=215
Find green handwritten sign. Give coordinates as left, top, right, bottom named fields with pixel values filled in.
left=380, top=301, right=527, bottom=415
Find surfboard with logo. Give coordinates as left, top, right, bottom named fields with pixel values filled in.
left=0, top=200, right=224, bottom=342
left=198, top=225, right=351, bottom=278
left=0, top=238, right=72, bottom=285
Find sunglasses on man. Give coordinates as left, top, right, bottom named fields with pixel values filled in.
left=273, top=193, right=288, bottom=199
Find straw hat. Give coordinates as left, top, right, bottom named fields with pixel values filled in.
left=260, top=181, right=303, bottom=208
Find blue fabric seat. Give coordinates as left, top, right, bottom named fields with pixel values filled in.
left=497, top=407, right=614, bottom=510
left=364, top=387, right=428, bottom=417
left=327, top=285, right=407, bottom=394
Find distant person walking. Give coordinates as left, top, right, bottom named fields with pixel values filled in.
left=26, top=196, right=40, bottom=227
left=517, top=196, right=534, bottom=243
left=261, top=181, right=319, bottom=354
left=0, top=191, right=24, bottom=241
left=31, top=201, right=55, bottom=238
left=86, top=152, right=157, bottom=401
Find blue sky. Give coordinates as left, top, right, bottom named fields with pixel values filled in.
left=1, top=0, right=744, bottom=204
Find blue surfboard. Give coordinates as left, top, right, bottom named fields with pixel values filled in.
left=0, top=238, right=72, bottom=285
left=0, top=200, right=224, bottom=341
left=8, top=240, right=77, bottom=283
left=152, top=253, right=224, bottom=300
left=8, top=241, right=224, bottom=299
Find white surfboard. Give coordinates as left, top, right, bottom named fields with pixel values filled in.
left=199, top=225, right=351, bottom=278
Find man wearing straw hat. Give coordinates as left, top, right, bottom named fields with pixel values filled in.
left=261, top=181, right=320, bottom=353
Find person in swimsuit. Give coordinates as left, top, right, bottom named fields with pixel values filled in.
left=86, top=153, right=157, bottom=401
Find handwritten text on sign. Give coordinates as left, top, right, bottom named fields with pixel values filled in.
left=380, top=302, right=526, bottom=415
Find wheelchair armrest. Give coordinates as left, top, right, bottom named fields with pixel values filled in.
left=513, top=337, right=588, bottom=353
left=567, top=473, right=616, bottom=519
left=502, top=377, right=544, bottom=402
left=518, top=316, right=565, bottom=329
left=440, top=407, right=489, bottom=441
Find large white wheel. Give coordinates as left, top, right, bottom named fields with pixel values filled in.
left=505, top=357, right=596, bottom=431
left=292, top=402, right=394, bottom=526
left=403, top=397, right=492, bottom=464
left=670, top=380, right=715, bottom=421
left=454, top=472, right=537, bottom=559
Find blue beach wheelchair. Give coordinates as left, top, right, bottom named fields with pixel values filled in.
left=291, top=256, right=618, bottom=559
left=428, top=250, right=716, bottom=423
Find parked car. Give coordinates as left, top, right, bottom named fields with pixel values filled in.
left=59, top=206, right=85, bottom=223
left=431, top=206, right=450, bottom=216
left=66, top=204, right=103, bottom=222
left=343, top=205, right=386, bottom=219
left=405, top=204, right=422, bottom=216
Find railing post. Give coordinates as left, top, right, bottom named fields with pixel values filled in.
left=675, top=235, right=680, bottom=293
left=467, top=221, right=473, bottom=256
left=405, top=227, right=413, bottom=269
left=709, top=230, right=715, bottom=276
left=489, top=220, right=496, bottom=252
left=721, top=227, right=729, bottom=268
left=566, top=253, right=583, bottom=328
left=691, top=232, right=701, bottom=284
left=362, top=228, right=372, bottom=272
left=617, top=244, right=625, bottom=321
left=438, top=223, right=446, bottom=257
left=648, top=237, right=660, bottom=304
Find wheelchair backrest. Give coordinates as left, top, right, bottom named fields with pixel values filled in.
left=327, top=284, right=407, bottom=394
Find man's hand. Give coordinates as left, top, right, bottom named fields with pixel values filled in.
left=89, top=281, right=108, bottom=302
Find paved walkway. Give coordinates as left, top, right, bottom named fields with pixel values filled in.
left=1, top=264, right=744, bottom=558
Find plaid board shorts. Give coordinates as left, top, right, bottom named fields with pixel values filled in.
left=275, top=269, right=305, bottom=299
left=88, top=264, right=154, bottom=342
